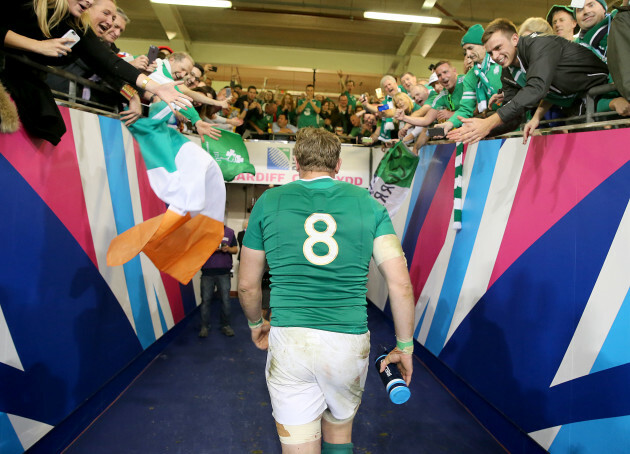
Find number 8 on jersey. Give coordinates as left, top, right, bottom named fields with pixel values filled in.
left=303, top=213, right=338, bottom=266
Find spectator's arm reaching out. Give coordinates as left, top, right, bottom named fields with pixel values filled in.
left=395, top=108, right=439, bottom=127
left=3, top=30, right=75, bottom=57
left=522, top=99, right=552, bottom=143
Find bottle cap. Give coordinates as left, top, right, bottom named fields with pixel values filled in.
left=389, top=386, right=411, bottom=404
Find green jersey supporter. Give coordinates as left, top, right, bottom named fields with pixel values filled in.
left=431, top=74, right=466, bottom=112
left=446, top=24, right=503, bottom=129
left=297, top=99, right=321, bottom=128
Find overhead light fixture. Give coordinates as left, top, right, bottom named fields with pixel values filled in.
left=166, top=31, right=177, bottom=40
left=363, top=11, right=442, bottom=25
left=150, top=0, right=232, bottom=7
left=421, top=0, right=438, bottom=9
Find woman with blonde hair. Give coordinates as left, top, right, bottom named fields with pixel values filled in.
left=276, top=92, right=297, bottom=126
left=518, top=17, right=554, bottom=36
left=0, top=0, right=192, bottom=144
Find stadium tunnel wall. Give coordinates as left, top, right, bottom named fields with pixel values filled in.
left=366, top=131, right=630, bottom=454
left=1, top=105, right=629, bottom=454
left=0, top=106, right=373, bottom=454
left=0, top=107, right=204, bottom=454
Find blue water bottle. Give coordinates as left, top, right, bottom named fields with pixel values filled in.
left=375, top=349, right=411, bottom=404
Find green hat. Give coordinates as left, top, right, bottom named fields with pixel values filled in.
left=546, top=4, right=580, bottom=34
left=460, top=24, right=484, bottom=47
left=546, top=5, right=574, bottom=24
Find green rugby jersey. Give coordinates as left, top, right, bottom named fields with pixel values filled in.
left=243, top=177, right=395, bottom=334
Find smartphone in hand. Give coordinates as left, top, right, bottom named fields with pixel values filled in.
left=427, top=127, right=445, bottom=138
left=61, top=29, right=80, bottom=48
left=147, top=45, right=159, bottom=64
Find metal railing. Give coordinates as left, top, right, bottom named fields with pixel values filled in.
left=1, top=49, right=628, bottom=141
left=1, top=49, right=121, bottom=115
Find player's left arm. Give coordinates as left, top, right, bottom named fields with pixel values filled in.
left=373, top=234, right=415, bottom=385
left=238, top=246, right=270, bottom=350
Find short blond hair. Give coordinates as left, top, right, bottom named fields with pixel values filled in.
left=294, top=128, right=341, bottom=172
left=393, top=92, right=414, bottom=114
left=519, top=17, right=553, bottom=36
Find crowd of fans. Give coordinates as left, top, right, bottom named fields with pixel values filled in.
left=0, top=0, right=629, bottom=149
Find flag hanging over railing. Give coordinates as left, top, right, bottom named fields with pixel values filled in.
left=369, top=141, right=419, bottom=217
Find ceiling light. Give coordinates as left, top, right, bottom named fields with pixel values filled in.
left=363, top=11, right=442, bottom=25
left=150, top=0, right=232, bottom=7
left=422, top=0, right=437, bottom=9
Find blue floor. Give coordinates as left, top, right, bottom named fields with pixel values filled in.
left=62, top=299, right=508, bottom=453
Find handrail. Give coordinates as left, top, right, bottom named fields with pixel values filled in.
left=1, top=49, right=119, bottom=112
left=1, top=49, right=627, bottom=142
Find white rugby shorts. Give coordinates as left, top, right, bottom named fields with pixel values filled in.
left=265, top=326, right=371, bottom=425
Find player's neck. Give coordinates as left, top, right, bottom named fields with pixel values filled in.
left=299, top=171, right=335, bottom=180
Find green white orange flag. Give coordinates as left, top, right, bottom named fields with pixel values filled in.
left=369, top=141, right=419, bottom=217
left=200, top=129, right=255, bottom=182
left=107, top=100, right=226, bottom=285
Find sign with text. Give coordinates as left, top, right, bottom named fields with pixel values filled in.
left=230, top=140, right=372, bottom=188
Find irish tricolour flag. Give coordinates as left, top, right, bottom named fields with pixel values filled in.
left=369, top=141, right=419, bottom=217
left=107, top=102, right=226, bottom=284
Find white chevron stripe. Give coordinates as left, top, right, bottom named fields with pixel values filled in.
left=445, top=138, right=529, bottom=344
left=529, top=425, right=562, bottom=451
left=551, top=200, right=630, bottom=387
left=7, top=413, right=53, bottom=451
left=120, top=125, right=171, bottom=338
left=0, top=304, right=23, bottom=371
left=69, top=110, right=136, bottom=333
left=417, top=143, right=478, bottom=344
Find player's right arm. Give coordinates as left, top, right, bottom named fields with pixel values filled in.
left=373, top=234, right=415, bottom=385
left=238, top=247, right=270, bottom=350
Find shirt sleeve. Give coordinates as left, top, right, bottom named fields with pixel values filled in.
left=243, top=194, right=266, bottom=250
left=371, top=198, right=396, bottom=238
left=73, top=27, right=141, bottom=86
left=448, top=70, right=478, bottom=128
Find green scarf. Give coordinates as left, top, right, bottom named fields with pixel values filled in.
left=472, top=53, right=498, bottom=112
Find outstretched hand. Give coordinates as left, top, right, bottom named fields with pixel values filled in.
left=195, top=121, right=221, bottom=142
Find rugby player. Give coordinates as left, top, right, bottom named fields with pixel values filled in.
left=238, top=127, right=415, bottom=454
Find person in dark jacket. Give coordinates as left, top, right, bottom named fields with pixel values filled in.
left=1, top=0, right=191, bottom=145
left=448, top=18, right=609, bottom=144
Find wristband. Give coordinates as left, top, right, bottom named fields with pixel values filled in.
left=248, top=316, right=263, bottom=329
left=396, top=337, right=414, bottom=355
left=119, top=84, right=138, bottom=101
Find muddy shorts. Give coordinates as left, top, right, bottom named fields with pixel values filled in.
left=265, top=326, right=370, bottom=425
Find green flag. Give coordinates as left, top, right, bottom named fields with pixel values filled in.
left=374, top=141, right=419, bottom=187
left=369, top=141, right=419, bottom=217
left=201, top=130, right=256, bottom=182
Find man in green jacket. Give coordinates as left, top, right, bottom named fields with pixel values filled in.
left=435, top=24, right=503, bottom=136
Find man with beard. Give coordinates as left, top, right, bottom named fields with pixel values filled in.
left=434, top=24, right=503, bottom=137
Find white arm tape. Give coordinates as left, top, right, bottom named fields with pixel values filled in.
left=373, top=234, right=404, bottom=266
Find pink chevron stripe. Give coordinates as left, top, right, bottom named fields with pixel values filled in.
left=489, top=130, right=630, bottom=289
left=0, top=107, right=98, bottom=266
left=133, top=139, right=184, bottom=321
left=409, top=150, right=457, bottom=302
